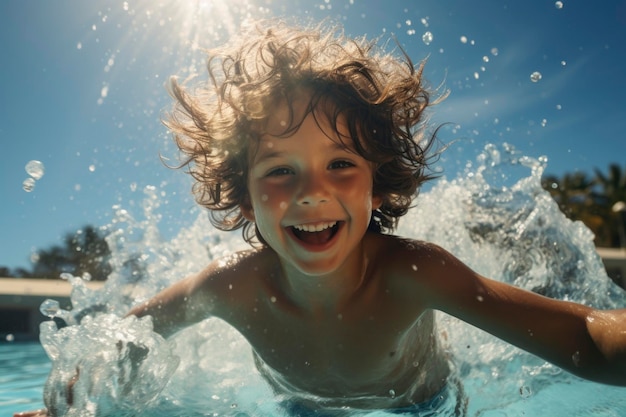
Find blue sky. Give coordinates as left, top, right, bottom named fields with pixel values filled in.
left=1, top=0, right=625, bottom=271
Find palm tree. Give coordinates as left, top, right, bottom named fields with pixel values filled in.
left=593, top=164, right=626, bottom=247
left=27, top=225, right=112, bottom=280
left=542, top=166, right=624, bottom=247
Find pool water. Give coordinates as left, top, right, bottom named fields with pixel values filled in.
left=4, top=145, right=626, bottom=416
left=1, top=342, right=50, bottom=416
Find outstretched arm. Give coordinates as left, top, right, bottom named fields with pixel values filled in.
left=414, top=243, right=626, bottom=385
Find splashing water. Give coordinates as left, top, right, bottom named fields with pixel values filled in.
left=38, top=144, right=626, bottom=416
left=25, top=160, right=45, bottom=180
left=530, top=71, right=543, bottom=83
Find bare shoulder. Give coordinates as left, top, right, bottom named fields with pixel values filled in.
left=365, top=233, right=457, bottom=273
left=364, top=233, right=479, bottom=302
left=191, top=246, right=277, bottom=294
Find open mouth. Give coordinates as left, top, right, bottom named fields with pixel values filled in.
left=289, top=221, right=341, bottom=245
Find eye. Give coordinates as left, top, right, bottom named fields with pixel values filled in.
left=266, top=167, right=294, bottom=177
left=329, top=160, right=355, bottom=170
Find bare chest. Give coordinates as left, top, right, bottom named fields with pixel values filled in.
left=236, top=303, right=437, bottom=398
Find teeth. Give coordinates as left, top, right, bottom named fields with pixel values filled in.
left=293, top=221, right=337, bottom=232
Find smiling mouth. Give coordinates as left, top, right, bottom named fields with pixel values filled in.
left=289, top=221, right=341, bottom=245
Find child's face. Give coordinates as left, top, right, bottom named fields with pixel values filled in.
left=243, top=106, right=382, bottom=276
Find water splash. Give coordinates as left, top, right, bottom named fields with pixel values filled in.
left=38, top=144, right=625, bottom=416
left=22, top=178, right=36, bottom=192
left=25, top=160, right=45, bottom=180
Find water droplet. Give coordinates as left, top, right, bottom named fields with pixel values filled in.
left=412, top=361, right=420, bottom=367
left=40, top=299, right=60, bottom=318
left=490, top=47, right=499, bottom=56
left=422, top=31, right=433, bottom=45
left=5, top=334, right=15, bottom=342
left=476, top=295, right=484, bottom=302
left=411, top=264, right=418, bottom=271
left=460, top=36, right=468, bottom=44
left=555, top=1, right=564, bottom=9
left=261, top=194, right=269, bottom=202
left=530, top=71, right=542, bottom=82
left=89, top=164, right=96, bottom=172
left=572, top=350, right=581, bottom=366
left=519, top=385, right=532, bottom=398
left=389, top=389, right=396, bottom=398
left=22, top=178, right=36, bottom=192
left=541, top=119, right=548, bottom=127
left=25, top=160, right=45, bottom=180
left=270, top=296, right=277, bottom=303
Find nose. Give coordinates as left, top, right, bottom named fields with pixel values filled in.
left=296, top=174, right=330, bottom=206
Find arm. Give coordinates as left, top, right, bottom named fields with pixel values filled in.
left=127, top=259, right=223, bottom=338
left=415, top=243, right=626, bottom=385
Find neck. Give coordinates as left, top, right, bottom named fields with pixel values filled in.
left=277, top=243, right=370, bottom=315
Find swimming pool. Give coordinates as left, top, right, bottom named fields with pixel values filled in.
left=4, top=146, right=626, bottom=416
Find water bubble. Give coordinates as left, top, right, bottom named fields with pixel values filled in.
left=422, top=31, right=433, bottom=45
left=5, top=334, right=14, bottom=342
left=40, top=299, right=61, bottom=318
left=22, top=178, right=36, bottom=192
left=519, top=385, right=533, bottom=398
left=541, top=119, right=548, bottom=127
left=25, top=160, right=45, bottom=179
left=490, top=47, right=499, bottom=56
left=555, top=1, right=564, bottom=9
left=460, top=36, right=468, bottom=44
left=389, top=389, right=396, bottom=398
left=530, top=71, right=542, bottom=82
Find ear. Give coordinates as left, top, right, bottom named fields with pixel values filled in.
left=241, top=196, right=255, bottom=222
left=372, top=194, right=383, bottom=211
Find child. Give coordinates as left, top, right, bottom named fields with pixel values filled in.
left=17, top=19, right=626, bottom=417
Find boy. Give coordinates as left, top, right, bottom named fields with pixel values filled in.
left=17, top=19, right=626, bottom=416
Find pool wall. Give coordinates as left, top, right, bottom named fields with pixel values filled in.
left=0, top=278, right=104, bottom=341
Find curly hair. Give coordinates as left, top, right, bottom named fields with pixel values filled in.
left=164, top=19, right=444, bottom=245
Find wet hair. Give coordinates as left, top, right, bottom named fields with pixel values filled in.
left=165, top=19, right=444, bottom=245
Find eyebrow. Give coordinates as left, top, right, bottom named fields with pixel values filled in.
left=255, top=139, right=354, bottom=162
